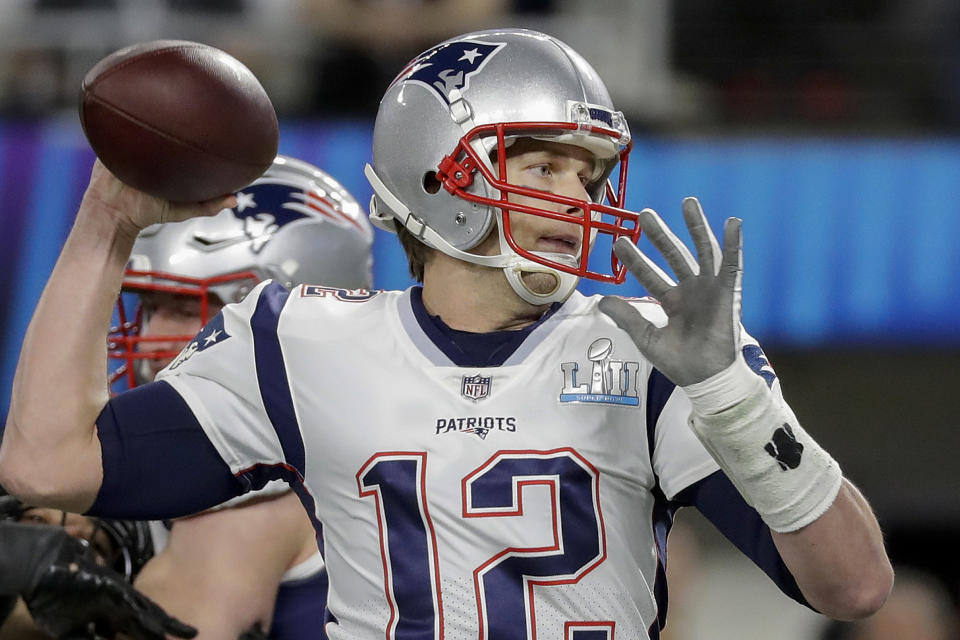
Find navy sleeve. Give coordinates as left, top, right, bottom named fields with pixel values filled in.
left=88, top=380, right=245, bottom=520
left=675, top=470, right=814, bottom=610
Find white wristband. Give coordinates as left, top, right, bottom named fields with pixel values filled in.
left=683, top=357, right=842, bottom=532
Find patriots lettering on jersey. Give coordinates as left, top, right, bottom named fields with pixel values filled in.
left=435, top=416, right=516, bottom=440
left=559, top=337, right=640, bottom=406
left=167, top=314, right=231, bottom=371
left=299, top=285, right=381, bottom=301
left=391, top=39, right=505, bottom=106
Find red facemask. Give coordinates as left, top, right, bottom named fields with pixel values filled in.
left=434, top=121, right=641, bottom=283
left=108, top=270, right=258, bottom=392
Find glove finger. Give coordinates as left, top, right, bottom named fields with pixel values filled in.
left=105, top=587, right=167, bottom=640
left=612, top=236, right=675, bottom=299
left=682, top=197, right=722, bottom=277
left=720, top=217, right=743, bottom=290
left=117, top=614, right=168, bottom=640
left=598, top=296, right=660, bottom=354
left=118, top=589, right=197, bottom=640
left=638, top=209, right=699, bottom=280
left=164, top=615, right=199, bottom=639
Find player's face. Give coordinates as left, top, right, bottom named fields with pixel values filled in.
left=473, top=138, right=595, bottom=294
left=19, top=508, right=114, bottom=566
left=138, top=291, right=224, bottom=380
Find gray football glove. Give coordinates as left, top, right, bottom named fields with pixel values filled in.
left=598, top=197, right=743, bottom=387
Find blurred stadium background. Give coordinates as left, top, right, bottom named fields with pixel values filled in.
left=1, top=1, right=958, bottom=638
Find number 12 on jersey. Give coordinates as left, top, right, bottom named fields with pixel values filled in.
left=357, top=448, right=611, bottom=640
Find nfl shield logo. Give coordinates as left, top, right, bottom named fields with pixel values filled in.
left=461, top=374, right=491, bottom=401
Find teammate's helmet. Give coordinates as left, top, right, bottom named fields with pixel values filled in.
left=109, top=155, right=374, bottom=389
left=365, top=28, right=641, bottom=304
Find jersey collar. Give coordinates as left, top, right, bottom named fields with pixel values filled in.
left=398, top=286, right=585, bottom=367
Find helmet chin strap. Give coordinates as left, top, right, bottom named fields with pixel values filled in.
left=502, top=255, right=580, bottom=305
left=496, top=223, right=580, bottom=305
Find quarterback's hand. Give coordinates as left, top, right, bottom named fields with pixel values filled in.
left=81, top=160, right=234, bottom=238
left=599, top=197, right=743, bottom=387
left=25, top=532, right=197, bottom=640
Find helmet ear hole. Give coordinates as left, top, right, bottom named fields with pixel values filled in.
left=422, top=171, right=442, bottom=194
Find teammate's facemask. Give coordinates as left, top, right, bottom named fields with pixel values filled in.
left=109, top=278, right=244, bottom=391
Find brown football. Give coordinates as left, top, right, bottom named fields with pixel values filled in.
left=79, top=40, right=278, bottom=202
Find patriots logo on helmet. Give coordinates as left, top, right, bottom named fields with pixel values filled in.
left=392, top=39, right=505, bottom=106
left=192, top=182, right=359, bottom=253
left=234, top=184, right=310, bottom=230
left=236, top=183, right=361, bottom=231
left=234, top=182, right=360, bottom=251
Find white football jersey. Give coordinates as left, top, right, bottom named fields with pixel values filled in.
left=158, top=283, right=731, bottom=639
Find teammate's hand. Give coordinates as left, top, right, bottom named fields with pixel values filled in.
left=25, top=532, right=197, bottom=640
left=80, top=160, right=235, bottom=239
left=599, top=197, right=743, bottom=387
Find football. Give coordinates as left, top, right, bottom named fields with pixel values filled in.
left=79, top=40, right=278, bottom=202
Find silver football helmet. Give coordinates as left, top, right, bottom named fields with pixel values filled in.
left=365, top=28, right=641, bottom=304
left=109, top=155, right=374, bottom=389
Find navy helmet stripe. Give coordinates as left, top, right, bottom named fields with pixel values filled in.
left=251, top=282, right=306, bottom=475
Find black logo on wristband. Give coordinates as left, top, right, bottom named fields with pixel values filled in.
left=765, top=424, right=804, bottom=470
